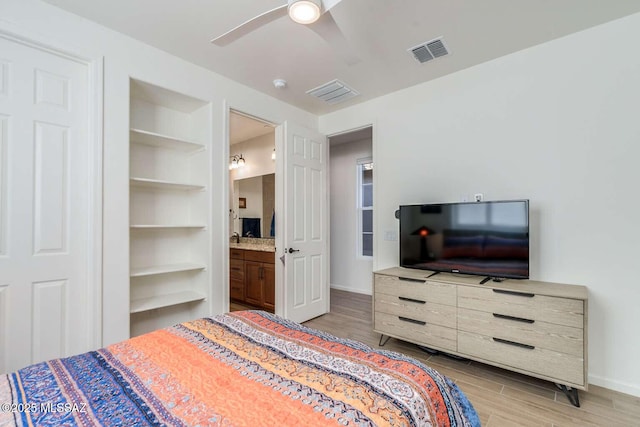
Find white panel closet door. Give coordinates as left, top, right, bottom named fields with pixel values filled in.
left=0, top=37, right=91, bottom=373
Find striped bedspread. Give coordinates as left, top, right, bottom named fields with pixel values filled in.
left=1, top=311, right=479, bottom=426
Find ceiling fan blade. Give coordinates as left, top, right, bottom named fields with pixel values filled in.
left=321, top=0, right=344, bottom=12
left=211, top=4, right=288, bottom=46
left=308, top=11, right=361, bottom=65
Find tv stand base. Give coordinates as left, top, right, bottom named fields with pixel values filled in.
left=556, top=384, right=581, bottom=407
left=378, top=334, right=391, bottom=346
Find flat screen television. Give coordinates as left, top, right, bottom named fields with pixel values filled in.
left=399, top=200, right=529, bottom=279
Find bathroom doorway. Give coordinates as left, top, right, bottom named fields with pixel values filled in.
left=228, top=110, right=277, bottom=312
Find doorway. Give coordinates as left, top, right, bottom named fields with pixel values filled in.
left=226, top=113, right=331, bottom=323
left=228, top=110, right=276, bottom=312
left=328, top=126, right=374, bottom=295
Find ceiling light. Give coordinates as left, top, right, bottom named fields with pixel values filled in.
left=288, top=0, right=321, bottom=25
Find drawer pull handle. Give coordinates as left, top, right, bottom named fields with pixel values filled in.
left=493, top=337, right=535, bottom=350
left=399, top=296, right=426, bottom=304
left=492, top=289, right=535, bottom=298
left=398, top=316, right=426, bottom=326
left=399, top=277, right=426, bottom=283
left=493, top=313, right=535, bottom=324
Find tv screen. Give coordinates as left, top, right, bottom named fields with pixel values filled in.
left=399, top=200, right=529, bottom=279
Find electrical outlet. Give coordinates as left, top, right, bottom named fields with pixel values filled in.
left=474, top=193, right=484, bottom=202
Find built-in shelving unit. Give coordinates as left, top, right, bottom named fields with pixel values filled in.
left=129, top=79, right=211, bottom=337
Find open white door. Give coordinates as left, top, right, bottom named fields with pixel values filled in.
left=277, top=121, right=329, bottom=323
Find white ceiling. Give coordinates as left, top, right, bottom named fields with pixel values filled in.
left=230, top=111, right=275, bottom=145
left=43, top=0, right=640, bottom=115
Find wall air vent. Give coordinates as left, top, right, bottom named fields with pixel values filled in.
left=409, top=37, right=450, bottom=63
left=306, top=79, right=359, bottom=105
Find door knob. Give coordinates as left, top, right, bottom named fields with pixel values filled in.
left=287, top=248, right=300, bottom=254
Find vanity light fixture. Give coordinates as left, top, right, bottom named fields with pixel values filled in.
left=229, top=154, right=246, bottom=170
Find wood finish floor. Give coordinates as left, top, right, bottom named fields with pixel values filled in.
left=299, top=289, right=640, bottom=427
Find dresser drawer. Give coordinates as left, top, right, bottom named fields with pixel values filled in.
left=375, top=274, right=456, bottom=306
left=458, top=286, right=584, bottom=328
left=375, top=292, right=456, bottom=328
left=375, top=312, right=457, bottom=352
left=458, top=308, right=583, bottom=357
left=458, top=330, right=584, bottom=386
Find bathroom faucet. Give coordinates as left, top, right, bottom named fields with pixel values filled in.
left=232, top=232, right=240, bottom=244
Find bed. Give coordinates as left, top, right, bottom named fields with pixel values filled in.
left=1, top=311, right=480, bottom=426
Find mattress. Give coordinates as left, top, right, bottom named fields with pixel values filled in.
left=1, top=311, right=479, bottom=426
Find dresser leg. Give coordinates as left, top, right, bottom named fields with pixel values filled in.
left=556, top=384, right=580, bottom=407
left=379, top=334, right=391, bottom=346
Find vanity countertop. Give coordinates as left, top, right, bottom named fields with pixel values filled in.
left=230, top=242, right=276, bottom=253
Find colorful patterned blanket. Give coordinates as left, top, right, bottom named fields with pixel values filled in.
left=1, top=311, right=480, bottom=426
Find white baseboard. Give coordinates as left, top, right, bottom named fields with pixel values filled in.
left=330, top=283, right=372, bottom=296
left=589, top=374, right=640, bottom=398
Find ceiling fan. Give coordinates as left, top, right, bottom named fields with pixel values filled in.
left=210, top=0, right=360, bottom=65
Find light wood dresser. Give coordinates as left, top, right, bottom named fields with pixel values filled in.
left=373, top=267, right=588, bottom=406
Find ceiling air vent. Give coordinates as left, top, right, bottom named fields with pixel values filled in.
left=306, top=79, right=359, bottom=105
left=409, top=37, right=450, bottom=63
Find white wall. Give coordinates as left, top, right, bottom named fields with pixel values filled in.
left=320, top=13, right=640, bottom=397
left=230, top=133, right=276, bottom=181
left=330, top=139, right=373, bottom=294
left=0, top=0, right=317, bottom=346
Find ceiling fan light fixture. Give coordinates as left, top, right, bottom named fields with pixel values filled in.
left=288, top=0, right=321, bottom=25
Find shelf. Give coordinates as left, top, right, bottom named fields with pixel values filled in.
left=130, top=177, right=205, bottom=191
left=130, top=128, right=205, bottom=152
left=130, top=263, right=206, bottom=278
left=130, top=224, right=206, bottom=229
left=130, top=290, right=206, bottom=314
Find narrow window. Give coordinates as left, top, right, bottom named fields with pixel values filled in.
left=357, top=159, right=373, bottom=258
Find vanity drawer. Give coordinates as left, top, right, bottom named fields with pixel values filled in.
left=230, top=248, right=245, bottom=260
left=244, top=250, right=275, bottom=264
left=230, top=258, right=244, bottom=280
left=230, top=278, right=244, bottom=300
